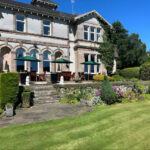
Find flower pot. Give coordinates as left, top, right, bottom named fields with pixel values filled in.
left=5, top=106, right=13, bottom=117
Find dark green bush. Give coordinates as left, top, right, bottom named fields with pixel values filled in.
left=0, top=73, right=19, bottom=108
left=66, top=93, right=76, bottom=101
left=112, top=75, right=125, bottom=81
left=120, top=67, right=140, bottom=79
left=140, top=62, right=150, bottom=80
left=101, top=76, right=117, bottom=105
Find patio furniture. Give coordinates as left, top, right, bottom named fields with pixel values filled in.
left=78, top=72, right=85, bottom=81
left=37, top=72, right=46, bottom=81
left=71, top=72, right=76, bottom=81
left=61, top=71, right=72, bottom=81
left=29, top=71, right=37, bottom=81
left=80, top=61, right=100, bottom=80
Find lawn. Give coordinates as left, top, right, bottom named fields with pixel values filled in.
left=1, top=101, right=150, bottom=150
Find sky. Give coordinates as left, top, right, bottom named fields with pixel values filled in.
left=15, top=0, right=150, bottom=51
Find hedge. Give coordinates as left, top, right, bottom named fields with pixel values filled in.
left=120, top=67, right=140, bottom=79
left=0, top=72, right=19, bottom=108
left=140, top=62, right=150, bottom=80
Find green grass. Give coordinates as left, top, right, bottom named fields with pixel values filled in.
left=1, top=101, right=150, bottom=150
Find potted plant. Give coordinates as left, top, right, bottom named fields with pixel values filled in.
left=5, top=103, right=13, bottom=117
left=22, top=89, right=31, bottom=108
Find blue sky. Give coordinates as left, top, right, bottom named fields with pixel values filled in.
left=15, top=0, right=150, bottom=51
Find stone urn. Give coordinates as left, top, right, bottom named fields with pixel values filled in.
left=5, top=103, right=13, bottom=117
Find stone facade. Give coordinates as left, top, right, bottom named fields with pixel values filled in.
left=0, top=0, right=116, bottom=80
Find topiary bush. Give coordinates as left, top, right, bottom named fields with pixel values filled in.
left=0, top=73, right=19, bottom=108
left=22, top=90, right=31, bottom=108
left=101, top=76, right=117, bottom=105
left=120, top=67, right=140, bottom=79
left=140, top=62, right=150, bottom=80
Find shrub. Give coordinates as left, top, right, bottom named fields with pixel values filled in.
left=112, top=75, right=125, bottom=81
left=22, top=92, right=31, bottom=108
left=66, top=93, right=76, bottom=101
left=93, top=75, right=113, bottom=81
left=120, top=67, right=140, bottom=79
left=130, top=78, right=139, bottom=82
left=0, top=73, right=19, bottom=108
left=146, top=85, right=150, bottom=94
left=101, top=76, right=117, bottom=105
left=140, top=62, right=150, bottom=80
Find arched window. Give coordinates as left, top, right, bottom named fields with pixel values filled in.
left=30, top=49, right=39, bottom=72
left=43, top=51, right=51, bottom=72
left=16, top=48, right=25, bottom=72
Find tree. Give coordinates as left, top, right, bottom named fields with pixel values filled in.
left=98, top=34, right=115, bottom=75
left=98, top=20, right=147, bottom=71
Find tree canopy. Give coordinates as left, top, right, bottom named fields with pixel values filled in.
left=97, top=20, right=147, bottom=74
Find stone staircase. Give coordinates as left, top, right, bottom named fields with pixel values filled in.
left=30, top=84, right=59, bottom=105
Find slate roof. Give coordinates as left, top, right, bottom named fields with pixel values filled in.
left=31, top=0, right=58, bottom=7
left=0, top=0, right=75, bottom=21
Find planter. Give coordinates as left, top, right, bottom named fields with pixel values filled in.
left=5, top=105, right=13, bottom=117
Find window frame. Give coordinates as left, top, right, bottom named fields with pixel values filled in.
left=97, top=28, right=101, bottom=42
left=43, top=50, right=51, bottom=73
left=84, top=25, right=89, bottom=41
left=16, top=14, right=26, bottom=32
left=90, top=27, right=95, bottom=41
left=42, top=20, right=51, bottom=36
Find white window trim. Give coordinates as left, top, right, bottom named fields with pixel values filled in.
left=16, top=14, right=26, bottom=32
left=97, top=28, right=101, bottom=42
left=90, top=27, right=95, bottom=41
left=84, top=25, right=101, bottom=42
left=43, top=20, right=51, bottom=36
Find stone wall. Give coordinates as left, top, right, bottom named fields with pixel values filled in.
left=54, top=82, right=135, bottom=99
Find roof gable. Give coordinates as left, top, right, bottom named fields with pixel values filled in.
left=75, top=10, right=112, bottom=28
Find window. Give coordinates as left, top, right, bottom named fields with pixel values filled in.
left=91, top=54, right=95, bottom=73
left=84, top=26, right=89, bottom=40
left=43, top=51, right=51, bottom=72
left=97, top=28, right=101, bottom=42
left=16, top=15, right=25, bottom=32
left=90, top=27, right=95, bottom=41
left=30, top=50, right=39, bottom=72
left=84, top=54, right=88, bottom=73
left=43, top=20, right=51, bottom=36
left=16, top=48, right=25, bottom=72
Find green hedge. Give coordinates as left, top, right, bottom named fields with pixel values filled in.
left=120, top=67, right=140, bottom=79
left=0, top=73, right=19, bottom=108
left=112, top=75, right=125, bottom=81
left=140, top=62, right=150, bottom=80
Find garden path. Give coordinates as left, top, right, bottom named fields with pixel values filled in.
left=0, top=103, right=95, bottom=128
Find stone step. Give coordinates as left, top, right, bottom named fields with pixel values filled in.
left=33, top=90, right=57, bottom=94
left=31, top=87, right=55, bottom=91
left=34, top=96, right=59, bottom=100
left=34, top=100, right=59, bottom=105
left=34, top=96, right=59, bottom=101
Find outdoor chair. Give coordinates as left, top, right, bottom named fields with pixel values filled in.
left=38, top=72, right=46, bottom=81
left=29, top=71, right=37, bottom=81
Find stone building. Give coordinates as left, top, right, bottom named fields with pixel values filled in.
left=0, top=0, right=116, bottom=80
